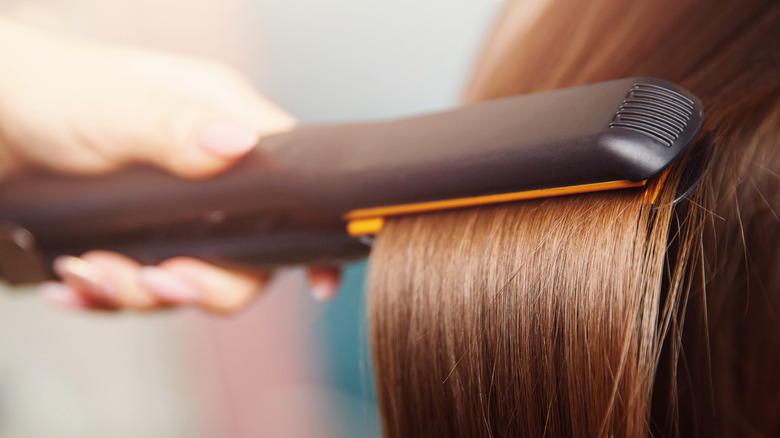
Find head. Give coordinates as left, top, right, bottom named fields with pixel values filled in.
left=368, top=0, right=780, bottom=436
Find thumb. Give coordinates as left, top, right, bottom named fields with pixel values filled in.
left=100, top=53, right=297, bottom=179
left=158, top=116, right=261, bottom=179
left=138, top=94, right=296, bottom=179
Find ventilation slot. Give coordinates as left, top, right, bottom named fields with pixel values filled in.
left=609, top=82, right=693, bottom=147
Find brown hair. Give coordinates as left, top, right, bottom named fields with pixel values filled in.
left=368, top=0, right=780, bottom=436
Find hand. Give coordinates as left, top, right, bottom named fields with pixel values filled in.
left=0, top=18, right=340, bottom=312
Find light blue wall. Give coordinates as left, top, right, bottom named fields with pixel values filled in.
left=245, top=0, right=503, bottom=122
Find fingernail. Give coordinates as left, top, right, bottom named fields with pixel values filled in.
left=311, top=281, right=337, bottom=302
left=197, top=120, right=259, bottom=157
left=138, top=267, right=199, bottom=303
left=52, top=256, right=115, bottom=300
left=38, top=282, right=89, bottom=309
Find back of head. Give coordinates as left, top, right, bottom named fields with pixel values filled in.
left=368, top=0, right=780, bottom=436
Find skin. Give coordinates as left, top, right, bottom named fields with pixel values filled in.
left=0, top=18, right=340, bottom=312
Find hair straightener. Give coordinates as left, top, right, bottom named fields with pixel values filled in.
left=0, top=77, right=702, bottom=284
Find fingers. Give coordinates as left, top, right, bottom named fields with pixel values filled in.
left=39, top=251, right=342, bottom=312
left=39, top=251, right=270, bottom=313
left=147, top=257, right=269, bottom=314
left=38, top=282, right=104, bottom=310
left=48, top=251, right=163, bottom=311
left=306, top=266, right=341, bottom=301
left=150, top=116, right=260, bottom=180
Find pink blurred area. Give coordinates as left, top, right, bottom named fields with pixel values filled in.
left=185, top=272, right=333, bottom=438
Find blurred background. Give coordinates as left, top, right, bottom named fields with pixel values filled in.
left=0, top=1, right=501, bottom=436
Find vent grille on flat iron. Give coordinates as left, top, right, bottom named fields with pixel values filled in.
left=609, top=82, right=694, bottom=147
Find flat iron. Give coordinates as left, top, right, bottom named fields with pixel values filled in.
left=0, top=77, right=702, bottom=284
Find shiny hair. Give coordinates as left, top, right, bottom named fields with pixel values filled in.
left=368, top=0, right=780, bottom=436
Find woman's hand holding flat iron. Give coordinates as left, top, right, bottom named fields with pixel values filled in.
left=0, top=18, right=340, bottom=312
